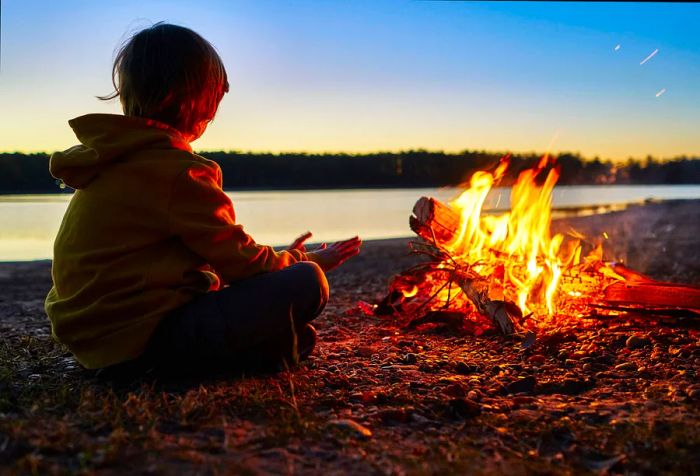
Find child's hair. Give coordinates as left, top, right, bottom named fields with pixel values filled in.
left=100, top=22, right=229, bottom=138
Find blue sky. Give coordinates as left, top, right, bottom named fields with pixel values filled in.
left=1, top=1, right=699, bottom=160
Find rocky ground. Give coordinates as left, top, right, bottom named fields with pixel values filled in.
left=0, top=200, right=699, bottom=475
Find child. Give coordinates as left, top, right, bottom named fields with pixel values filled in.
left=45, top=23, right=361, bottom=375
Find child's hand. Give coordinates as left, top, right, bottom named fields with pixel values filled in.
left=288, top=232, right=313, bottom=252
left=306, top=236, right=362, bottom=272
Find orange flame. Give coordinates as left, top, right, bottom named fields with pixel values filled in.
left=446, top=157, right=583, bottom=316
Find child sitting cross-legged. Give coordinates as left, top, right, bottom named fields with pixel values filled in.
left=45, top=23, right=361, bottom=376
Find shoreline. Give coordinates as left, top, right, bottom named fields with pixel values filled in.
left=2, top=198, right=698, bottom=265
left=1, top=182, right=700, bottom=197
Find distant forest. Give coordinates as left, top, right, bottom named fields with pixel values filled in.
left=0, top=150, right=699, bottom=194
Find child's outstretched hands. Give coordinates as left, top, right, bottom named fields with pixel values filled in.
left=288, top=232, right=314, bottom=252
left=305, top=236, right=362, bottom=272
left=288, top=232, right=361, bottom=271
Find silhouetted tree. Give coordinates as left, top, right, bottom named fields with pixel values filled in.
left=0, top=151, right=698, bottom=194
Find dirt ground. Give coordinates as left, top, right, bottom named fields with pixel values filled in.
left=1, top=200, right=699, bottom=475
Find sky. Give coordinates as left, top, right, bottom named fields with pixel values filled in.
left=1, top=1, right=699, bottom=161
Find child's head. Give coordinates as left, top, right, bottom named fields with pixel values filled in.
left=101, top=23, right=229, bottom=141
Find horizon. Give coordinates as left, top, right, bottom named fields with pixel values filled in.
left=1, top=147, right=699, bottom=164
left=1, top=1, right=699, bottom=160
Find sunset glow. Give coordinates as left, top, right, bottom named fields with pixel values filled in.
left=1, top=1, right=699, bottom=160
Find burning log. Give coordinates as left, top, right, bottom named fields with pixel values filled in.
left=605, top=282, right=700, bottom=312
left=409, top=197, right=459, bottom=246
left=601, top=263, right=700, bottom=313
left=458, top=277, right=520, bottom=334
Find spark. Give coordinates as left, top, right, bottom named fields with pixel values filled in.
left=603, top=232, right=609, bottom=239
left=614, top=44, right=621, bottom=52
left=655, top=88, right=667, bottom=98
left=544, top=129, right=562, bottom=160
left=640, top=48, right=659, bottom=65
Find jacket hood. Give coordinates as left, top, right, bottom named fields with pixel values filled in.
left=50, top=114, right=192, bottom=189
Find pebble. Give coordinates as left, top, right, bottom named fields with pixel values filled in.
left=443, top=382, right=468, bottom=398
left=357, top=391, right=380, bottom=404
left=454, top=361, right=479, bottom=375
left=558, top=378, right=595, bottom=396
left=626, top=335, right=651, bottom=350
left=506, top=376, right=537, bottom=395
left=355, top=346, right=375, bottom=357
left=615, top=362, right=638, bottom=372
left=512, top=395, right=535, bottom=405
left=328, top=419, right=372, bottom=439
left=448, top=398, right=481, bottom=418
left=377, top=407, right=413, bottom=424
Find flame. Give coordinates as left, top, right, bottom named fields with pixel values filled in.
left=401, top=285, right=419, bottom=298
left=445, top=156, right=581, bottom=316
left=386, top=154, right=630, bottom=331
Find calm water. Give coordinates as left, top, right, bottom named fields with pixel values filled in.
left=1, top=185, right=699, bottom=261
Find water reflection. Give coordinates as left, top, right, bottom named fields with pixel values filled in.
left=1, top=186, right=699, bottom=261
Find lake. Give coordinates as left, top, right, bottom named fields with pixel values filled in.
left=2, top=185, right=699, bottom=261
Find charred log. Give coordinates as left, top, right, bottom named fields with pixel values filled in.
left=458, top=277, right=519, bottom=335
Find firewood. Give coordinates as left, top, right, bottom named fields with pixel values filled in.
left=608, top=263, right=656, bottom=284
left=410, top=197, right=461, bottom=245
left=600, top=263, right=700, bottom=311
left=604, top=281, right=700, bottom=311
left=458, top=277, right=519, bottom=335
left=588, top=304, right=700, bottom=320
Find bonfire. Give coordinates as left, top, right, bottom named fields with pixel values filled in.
left=377, top=155, right=700, bottom=335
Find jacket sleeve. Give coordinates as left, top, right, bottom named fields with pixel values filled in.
left=168, top=161, right=306, bottom=282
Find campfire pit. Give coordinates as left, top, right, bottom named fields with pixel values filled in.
left=377, top=156, right=700, bottom=335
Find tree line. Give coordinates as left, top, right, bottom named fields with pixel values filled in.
left=0, top=150, right=698, bottom=194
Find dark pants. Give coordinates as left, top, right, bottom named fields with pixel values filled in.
left=142, top=261, right=329, bottom=375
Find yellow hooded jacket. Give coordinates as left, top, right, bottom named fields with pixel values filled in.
left=45, top=114, right=307, bottom=369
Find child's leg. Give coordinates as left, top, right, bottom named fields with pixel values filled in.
left=145, top=261, right=329, bottom=374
